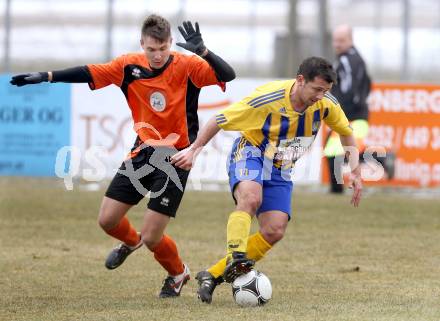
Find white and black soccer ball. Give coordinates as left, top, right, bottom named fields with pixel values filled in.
left=231, top=270, right=272, bottom=307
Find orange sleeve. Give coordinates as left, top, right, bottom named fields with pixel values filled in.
left=87, top=55, right=126, bottom=90
left=186, top=55, right=224, bottom=90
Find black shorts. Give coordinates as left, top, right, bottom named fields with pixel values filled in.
left=105, top=144, right=190, bottom=217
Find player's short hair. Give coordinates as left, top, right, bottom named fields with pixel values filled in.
left=297, top=56, right=337, bottom=84
left=141, top=14, right=171, bottom=42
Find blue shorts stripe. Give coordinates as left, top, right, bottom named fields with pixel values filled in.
left=233, top=137, right=247, bottom=161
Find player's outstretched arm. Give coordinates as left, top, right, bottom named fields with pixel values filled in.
left=171, top=116, right=221, bottom=170
left=10, top=66, right=92, bottom=87
left=339, top=134, right=363, bottom=207
left=10, top=72, right=49, bottom=86
left=176, top=20, right=235, bottom=82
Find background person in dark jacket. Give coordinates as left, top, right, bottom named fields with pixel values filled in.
left=324, top=24, right=371, bottom=193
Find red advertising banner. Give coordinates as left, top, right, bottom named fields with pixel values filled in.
left=323, top=83, right=440, bottom=188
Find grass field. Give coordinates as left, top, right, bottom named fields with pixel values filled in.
left=1, top=178, right=439, bottom=321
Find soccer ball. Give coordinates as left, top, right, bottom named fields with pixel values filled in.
left=231, top=270, right=272, bottom=307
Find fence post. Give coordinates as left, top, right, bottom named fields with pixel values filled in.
left=105, top=0, right=114, bottom=61
left=3, top=0, right=12, bottom=72
left=401, top=0, right=410, bottom=80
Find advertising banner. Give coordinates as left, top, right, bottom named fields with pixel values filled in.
left=0, top=75, right=71, bottom=176
left=322, top=83, right=440, bottom=187
left=367, top=83, right=440, bottom=187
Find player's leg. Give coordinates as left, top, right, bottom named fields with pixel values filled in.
left=197, top=180, right=262, bottom=303
left=98, top=196, right=135, bottom=236
left=206, top=175, right=291, bottom=281
left=197, top=139, right=263, bottom=302
left=255, top=173, right=292, bottom=246
left=204, top=212, right=287, bottom=281
left=199, top=230, right=272, bottom=295
left=145, top=158, right=191, bottom=298
left=257, top=210, right=289, bottom=246
left=324, top=130, right=345, bottom=193
left=223, top=180, right=262, bottom=282
left=222, top=141, right=267, bottom=283
left=99, top=168, right=145, bottom=269
left=140, top=209, right=189, bottom=298
left=198, top=163, right=293, bottom=302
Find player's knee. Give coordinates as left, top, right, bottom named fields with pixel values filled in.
left=97, top=212, right=119, bottom=231
left=141, top=231, right=161, bottom=250
left=238, top=192, right=262, bottom=214
left=260, top=225, right=286, bottom=245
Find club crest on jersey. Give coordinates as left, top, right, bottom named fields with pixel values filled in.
left=312, top=121, right=321, bottom=132
left=150, top=92, right=166, bottom=112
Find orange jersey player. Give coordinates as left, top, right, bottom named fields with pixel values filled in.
left=10, top=15, right=235, bottom=298
left=87, top=45, right=226, bottom=151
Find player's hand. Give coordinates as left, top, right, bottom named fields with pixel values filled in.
left=348, top=168, right=362, bottom=207
left=10, top=72, right=49, bottom=87
left=176, top=21, right=207, bottom=56
left=170, top=145, right=201, bottom=170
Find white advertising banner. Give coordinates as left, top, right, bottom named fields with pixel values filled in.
left=70, top=79, right=322, bottom=188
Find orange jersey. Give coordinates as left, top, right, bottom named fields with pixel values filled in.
left=87, top=51, right=223, bottom=150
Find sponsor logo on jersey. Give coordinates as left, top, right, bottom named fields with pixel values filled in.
left=132, top=68, right=141, bottom=78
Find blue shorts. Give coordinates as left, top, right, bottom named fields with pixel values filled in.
left=227, top=137, right=293, bottom=218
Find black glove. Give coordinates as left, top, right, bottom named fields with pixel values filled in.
left=176, top=21, right=207, bottom=56
left=10, top=72, right=49, bottom=87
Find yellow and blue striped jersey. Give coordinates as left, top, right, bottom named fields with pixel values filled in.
left=216, top=79, right=352, bottom=166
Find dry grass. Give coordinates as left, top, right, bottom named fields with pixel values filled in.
left=1, top=178, right=439, bottom=321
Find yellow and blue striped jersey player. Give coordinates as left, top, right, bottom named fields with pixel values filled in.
left=171, top=56, right=363, bottom=303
